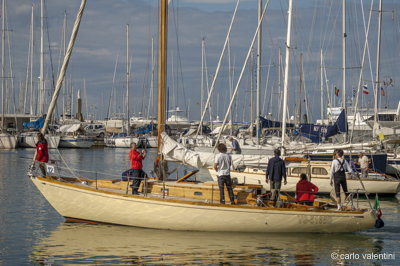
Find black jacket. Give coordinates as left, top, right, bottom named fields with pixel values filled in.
left=266, top=155, right=286, bottom=182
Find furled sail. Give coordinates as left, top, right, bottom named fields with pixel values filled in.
left=161, top=133, right=271, bottom=168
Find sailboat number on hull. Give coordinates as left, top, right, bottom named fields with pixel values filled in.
left=298, top=215, right=333, bottom=225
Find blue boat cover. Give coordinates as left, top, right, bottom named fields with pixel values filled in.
left=259, top=117, right=295, bottom=129
left=23, top=117, right=44, bottom=129
left=134, top=124, right=155, bottom=134
left=298, top=109, right=347, bottom=143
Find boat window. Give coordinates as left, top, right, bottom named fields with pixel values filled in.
left=194, top=192, right=203, bottom=196
left=312, top=167, right=328, bottom=175
left=291, top=167, right=308, bottom=175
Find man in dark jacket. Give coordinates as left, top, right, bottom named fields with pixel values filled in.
left=266, top=149, right=287, bottom=207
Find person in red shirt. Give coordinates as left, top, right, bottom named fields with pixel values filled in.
left=296, top=173, right=319, bottom=206
left=35, top=132, right=49, bottom=176
left=128, top=143, right=147, bottom=195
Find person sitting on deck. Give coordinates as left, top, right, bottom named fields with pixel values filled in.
left=296, top=173, right=319, bottom=206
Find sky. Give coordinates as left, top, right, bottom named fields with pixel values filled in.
left=3, top=0, right=400, bottom=123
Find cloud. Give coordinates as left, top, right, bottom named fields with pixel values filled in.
left=5, top=0, right=400, bottom=122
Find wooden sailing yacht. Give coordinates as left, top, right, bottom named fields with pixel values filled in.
left=29, top=0, right=377, bottom=233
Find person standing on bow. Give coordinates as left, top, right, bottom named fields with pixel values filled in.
left=229, top=136, right=241, bottom=154
left=35, top=132, right=49, bottom=176
left=129, top=143, right=147, bottom=195
left=214, top=143, right=236, bottom=205
left=330, top=149, right=353, bottom=210
left=266, top=149, right=287, bottom=207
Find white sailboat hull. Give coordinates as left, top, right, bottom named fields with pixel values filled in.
left=113, top=136, right=139, bottom=148
left=18, top=133, right=60, bottom=149
left=139, top=136, right=158, bottom=148
left=208, top=169, right=400, bottom=195
left=0, top=133, right=17, bottom=149
left=30, top=176, right=375, bottom=233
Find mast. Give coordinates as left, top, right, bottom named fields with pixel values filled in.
left=200, top=37, right=204, bottom=133
left=126, top=24, right=130, bottom=133
left=1, top=0, right=5, bottom=130
left=147, top=37, right=155, bottom=119
left=39, top=0, right=45, bottom=116
left=342, top=0, right=347, bottom=141
left=157, top=0, right=168, bottom=154
left=373, top=0, right=382, bottom=138
left=280, top=0, right=293, bottom=152
left=320, top=49, right=324, bottom=122
left=29, top=4, right=34, bottom=116
left=228, top=37, right=233, bottom=135
left=256, top=0, right=262, bottom=144
left=24, top=5, right=34, bottom=114
left=296, top=53, right=303, bottom=126
left=62, top=11, right=67, bottom=119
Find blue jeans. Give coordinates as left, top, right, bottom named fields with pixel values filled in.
left=129, top=169, right=146, bottom=194
left=217, top=175, right=235, bottom=204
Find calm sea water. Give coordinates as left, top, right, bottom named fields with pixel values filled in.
left=1, top=148, right=399, bottom=265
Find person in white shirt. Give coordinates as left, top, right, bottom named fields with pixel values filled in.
left=330, top=149, right=353, bottom=210
left=359, top=152, right=370, bottom=178
left=214, top=143, right=235, bottom=204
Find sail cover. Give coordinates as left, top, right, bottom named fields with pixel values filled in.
left=298, top=109, right=347, bottom=143
left=259, top=116, right=295, bottom=129
left=23, top=117, right=44, bottom=129
left=161, top=133, right=272, bottom=169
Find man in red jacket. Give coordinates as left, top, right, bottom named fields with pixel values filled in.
left=296, top=173, right=319, bottom=205
left=129, top=143, right=147, bottom=195
left=35, top=132, right=49, bottom=176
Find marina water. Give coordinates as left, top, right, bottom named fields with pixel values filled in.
left=1, top=148, right=399, bottom=265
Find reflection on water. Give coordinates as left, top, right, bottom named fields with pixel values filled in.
left=32, top=223, right=381, bottom=265
left=1, top=149, right=399, bottom=264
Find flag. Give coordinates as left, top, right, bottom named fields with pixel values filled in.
left=362, top=84, right=369, bottom=95
left=374, top=194, right=383, bottom=218
left=380, top=87, right=385, bottom=96
left=374, top=194, right=384, bottom=228
left=335, top=87, right=340, bottom=97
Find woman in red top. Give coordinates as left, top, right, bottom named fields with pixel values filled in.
left=296, top=173, right=319, bottom=205
left=35, top=132, right=49, bottom=176
left=128, top=143, right=147, bottom=195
